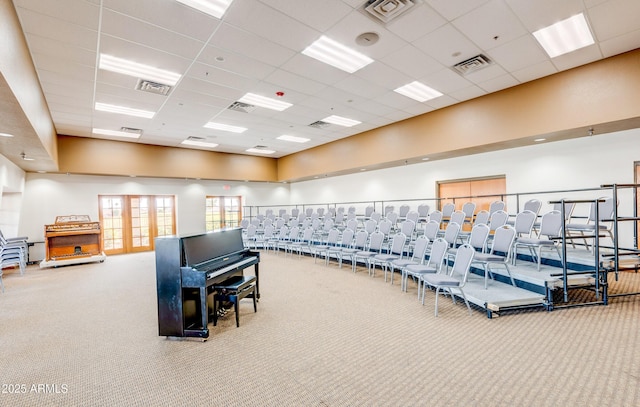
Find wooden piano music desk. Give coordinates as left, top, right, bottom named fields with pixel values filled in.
left=41, top=215, right=107, bottom=268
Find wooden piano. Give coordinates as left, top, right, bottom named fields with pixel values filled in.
left=155, top=228, right=260, bottom=339
left=41, top=215, right=106, bottom=268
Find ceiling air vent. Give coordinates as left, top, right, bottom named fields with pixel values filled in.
left=308, top=120, right=330, bottom=129
left=227, top=101, right=257, bottom=113
left=135, top=79, right=172, bottom=96
left=452, top=54, right=493, bottom=76
left=363, top=0, right=418, bottom=24
left=120, top=127, right=143, bottom=136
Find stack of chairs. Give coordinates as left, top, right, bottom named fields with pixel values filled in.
left=0, top=231, right=29, bottom=292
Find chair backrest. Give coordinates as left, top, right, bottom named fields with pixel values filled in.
left=406, top=210, right=419, bottom=223
left=399, top=205, right=410, bottom=217
left=399, top=220, right=415, bottom=236
left=291, top=208, right=300, bottom=217
left=346, top=218, right=358, bottom=232
left=370, top=211, right=382, bottom=223
left=443, top=222, right=461, bottom=247
left=384, top=205, right=395, bottom=216
left=246, top=224, right=257, bottom=237
left=305, top=208, right=314, bottom=217
left=263, top=225, right=275, bottom=239
left=338, top=228, right=354, bottom=246
left=429, top=210, right=442, bottom=224
left=275, top=217, right=286, bottom=228
left=288, top=226, right=301, bottom=241
left=277, top=225, right=289, bottom=238
left=352, top=230, right=369, bottom=249
left=388, top=233, right=407, bottom=255
left=553, top=200, right=576, bottom=221
left=474, top=210, right=490, bottom=226
left=323, top=218, right=334, bottom=231
left=378, top=218, right=393, bottom=235
left=539, top=210, right=562, bottom=238
left=423, top=220, right=440, bottom=241
left=301, top=218, right=311, bottom=229
left=240, top=218, right=250, bottom=229
left=323, top=228, right=340, bottom=246
left=523, top=199, right=542, bottom=215
left=317, top=208, right=325, bottom=217
left=364, top=219, right=377, bottom=234
left=263, top=218, right=273, bottom=228
left=411, top=235, right=429, bottom=263
left=488, top=210, right=508, bottom=231
left=365, top=206, right=374, bottom=217
left=301, top=227, right=314, bottom=242
left=311, top=218, right=322, bottom=230
left=417, top=204, right=430, bottom=218
left=490, top=225, right=516, bottom=255
left=468, top=223, right=490, bottom=251
left=514, top=210, right=536, bottom=236
left=250, top=218, right=261, bottom=227
left=441, top=202, right=455, bottom=218
left=448, top=244, right=475, bottom=284
left=589, top=197, right=616, bottom=222
left=449, top=210, right=466, bottom=226
left=386, top=211, right=398, bottom=224
left=278, top=209, right=287, bottom=217
left=348, top=206, right=356, bottom=214
left=346, top=211, right=357, bottom=221
left=489, top=201, right=506, bottom=215
left=368, top=231, right=385, bottom=252
left=461, top=202, right=476, bottom=220
left=426, top=238, right=448, bottom=271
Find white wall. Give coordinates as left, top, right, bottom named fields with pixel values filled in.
left=19, top=174, right=289, bottom=241
left=0, top=154, right=26, bottom=237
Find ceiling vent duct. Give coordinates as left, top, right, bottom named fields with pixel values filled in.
left=227, top=101, right=257, bottom=113
left=452, top=54, right=493, bottom=75
left=135, top=79, right=172, bottom=96
left=120, top=127, right=144, bottom=136
left=362, top=0, right=418, bottom=24
left=308, top=120, right=330, bottom=129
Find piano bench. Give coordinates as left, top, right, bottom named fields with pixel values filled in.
left=213, top=275, right=257, bottom=328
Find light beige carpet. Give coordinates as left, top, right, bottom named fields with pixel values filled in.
left=0, top=250, right=639, bottom=406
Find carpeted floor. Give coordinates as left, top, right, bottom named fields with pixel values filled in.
left=0, top=250, right=639, bottom=406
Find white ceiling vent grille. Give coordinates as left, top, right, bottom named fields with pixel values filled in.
left=452, top=54, right=493, bottom=75
left=227, top=101, right=257, bottom=113
left=135, top=79, right=172, bottom=96
left=363, top=0, right=418, bottom=24
left=120, top=127, right=143, bottom=136
left=309, top=120, right=331, bottom=129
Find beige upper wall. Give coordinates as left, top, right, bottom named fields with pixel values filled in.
left=57, top=135, right=278, bottom=181
left=278, top=49, right=640, bottom=182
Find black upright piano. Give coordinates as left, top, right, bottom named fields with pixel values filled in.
left=155, top=228, right=260, bottom=339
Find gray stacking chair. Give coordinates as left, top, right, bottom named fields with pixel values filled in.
left=353, top=231, right=385, bottom=274
left=447, top=223, right=490, bottom=266
left=402, top=238, right=448, bottom=300
left=339, top=230, right=369, bottom=272
left=314, top=228, right=343, bottom=265
left=389, top=235, right=429, bottom=285
left=513, top=210, right=563, bottom=270
left=471, top=225, right=517, bottom=289
left=565, top=197, right=616, bottom=251
left=422, top=243, right=475, bottom=315
left=370, top=232, right=406, bottom=279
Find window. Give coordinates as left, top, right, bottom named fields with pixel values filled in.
left=206, top=196, right=242, bottom=231
left=99, top=195, right=176, bottom=254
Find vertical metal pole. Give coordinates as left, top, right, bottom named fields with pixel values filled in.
left=612, top=185, right=619, bottom=281
left=594, top=198, right=600, bottom=301
left=561, top=199, right=569, bottom=303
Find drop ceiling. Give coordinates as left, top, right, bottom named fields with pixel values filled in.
left=6, top=0, right=640, bottom=171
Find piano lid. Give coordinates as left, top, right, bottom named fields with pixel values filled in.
left=181, top=228, right=246, bottom=269
left=54, top=215, right=93, bottom=223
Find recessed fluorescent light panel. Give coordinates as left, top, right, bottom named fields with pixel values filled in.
left=93, top=128, right=142, bottom=139
left=394, top=81, right=443, bottom=102
left=204, top=122, right=247, bottom=133
left=95, top=102, right=155, bottom=119
left=99, top=54, right=181, bottom=86
left=238, top=93, right=292, bottom=111
left=302, top=35, right=374, bottom=73
left=277, top=135, right=310, bottom=143
left=181, top=139, right=219, bottom=148
left=175, top=0, right=234, bottom=19
left=0, top=132, right=14, bottom=137
left=533, top=13, right=594, bottom=58
left=246, top=148, right=275, bottom=154
left=322, top=115, right=361, bottom=127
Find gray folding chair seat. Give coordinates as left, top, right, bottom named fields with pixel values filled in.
left=402, top=238, right=448, bottom=300
left=422, top=244, right=475, bottom=315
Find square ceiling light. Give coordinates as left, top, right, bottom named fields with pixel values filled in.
left=175, top=0, right=234, bottom=19
left=277, top=135, right=310, bottom=143
left=302, top=36, right=374, bottom=73
left=394, top=81, right=443, bottom=102
left=204, top=121, right=247, bottom=133
left=533, top=13, right=595, bottom=58
left=99, top=54, right=181, bottom=86
left=95, top=102, right=155, bottom=119
left=322, top=115, right=361, bottom=127
left=239, top=93, right=292, bottom=111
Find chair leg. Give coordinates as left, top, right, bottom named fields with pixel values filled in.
left=434, top=287, right=441, bottom=316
